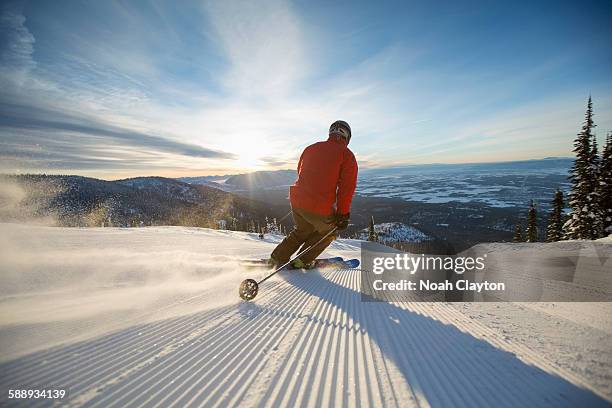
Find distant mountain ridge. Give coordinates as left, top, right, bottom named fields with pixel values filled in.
left=179, top=158, right=572, bottom=191
left=179, top=170, right=297, bottom=191
left=224, top=170, right=297, bottom=190
left=176, top=175, right=234, bottom=191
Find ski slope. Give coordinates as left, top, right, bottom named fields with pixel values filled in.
left=0, top=223, right=610, bottom=407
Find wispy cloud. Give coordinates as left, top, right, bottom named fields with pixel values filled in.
left=0, top=3, right=35, bottom=86
left=0, top=102, right=234, bottom=159
left=258, top=156, right=289, bottom=167
left=204, top=0, right=308, bottom=98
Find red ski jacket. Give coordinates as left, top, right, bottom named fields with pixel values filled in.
left=289, top=135, right=358, bottom=216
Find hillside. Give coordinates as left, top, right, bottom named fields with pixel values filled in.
left=357, top=222, right=432, bottom=243
left=0, top=223, right=610, bottom=407
left=0, top=174, right=286, bottom=229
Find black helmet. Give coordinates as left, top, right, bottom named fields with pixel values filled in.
left=329, top=120, right=351, bottom=144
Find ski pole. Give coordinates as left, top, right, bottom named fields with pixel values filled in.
left=239, top=226, right=338, bottom=301
left=277, top=210, right=292, bottom=223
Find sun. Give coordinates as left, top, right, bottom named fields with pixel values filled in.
left=219, top=134, right=291, bottom=172
left=229, top=139, right=269, bottom=171
left=234, top=153, right=262, bottom=171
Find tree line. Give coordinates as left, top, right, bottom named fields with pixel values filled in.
left=514, top=97, right=612, bottom=242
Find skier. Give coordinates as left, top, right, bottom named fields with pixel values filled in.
left=268, top=120, right=358, bottom=269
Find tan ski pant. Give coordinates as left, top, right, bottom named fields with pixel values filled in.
left=270, top=207, right=336, bottom=264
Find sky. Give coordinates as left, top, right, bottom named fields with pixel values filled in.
left=0, top=0, right=611, bottom=179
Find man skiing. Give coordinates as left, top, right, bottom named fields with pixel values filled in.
left=269, top=120, right=358, bottom=269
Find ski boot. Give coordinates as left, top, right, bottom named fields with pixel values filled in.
left=291, top=258, right=316, bottom=270
left=267, top=257, right=280, bottom=269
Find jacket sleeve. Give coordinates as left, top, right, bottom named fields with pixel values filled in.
left=297, top=150, right=304, bottom=174
left=336, top=151, right=358, bottom=215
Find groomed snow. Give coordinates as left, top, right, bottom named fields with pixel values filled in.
left=0, top=223, right=610, bottom=407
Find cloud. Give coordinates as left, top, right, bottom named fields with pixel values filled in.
left=258, top=156, right=289, bottom=167
left=0, top=2, right=35, bottom=86
left=203, top=0, right=308, bottom=98
left=0, top=101, right=235, bottom=160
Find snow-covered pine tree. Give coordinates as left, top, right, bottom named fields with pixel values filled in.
left=599, top=132, right=612, bottom=235
left=368, top=216, right=377, bottom=242
left=266, top=217, right=280, bottom=234
left=525, top=201, right=538, bottom=242
left=564, top=97, right=601, bottom=239
left=590, top=132, right=605, bottom=238
left=546, top=190, right=564, bottom=242
left=513, top=224, right=523, bottom=242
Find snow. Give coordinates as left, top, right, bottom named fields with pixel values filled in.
left=597, top=234, right=612, bottom=243
left=0, top=223, right=610, bottom=406
left=357, top=222, right=432, bottom=244
left=357, top=161, right=572, bottom=209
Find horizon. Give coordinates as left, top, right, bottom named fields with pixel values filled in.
left=1, top=1, right=611, bottom=179
left=2, top=155, right=574, bottom=181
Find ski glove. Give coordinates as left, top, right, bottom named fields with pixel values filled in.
left=335, top=213, right=350, bottom=230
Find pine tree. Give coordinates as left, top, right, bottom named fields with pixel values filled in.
left=599, top=132, right=612, bottom=235
left=525, top=201, right=538, bottom=242
left=546, top=190, right=564, bottom=242
left=513, top=224, right=523, bottom=242
left=564, top=97, right=601, bottom=239
left=266, top=217, right=280, bottom=234
left=368, top=216, right=377, bottom=242
left=591, top=134, right=599, bottom=171
left=590, top=133, right=605, bottom=237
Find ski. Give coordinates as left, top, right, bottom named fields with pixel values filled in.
left=312, top=257, right=360, bottom=269
left=240, top=256, right=359, bottom=270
